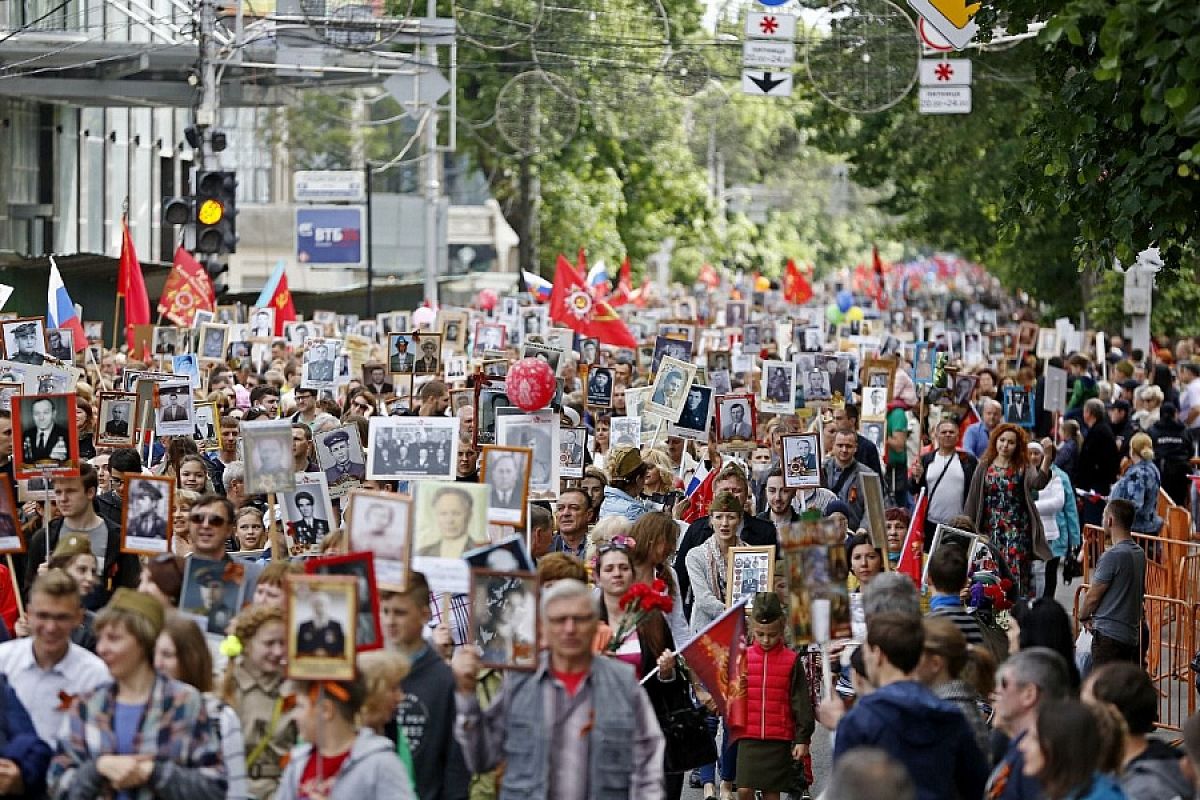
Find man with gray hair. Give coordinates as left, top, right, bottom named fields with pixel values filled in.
left=827, top=748, right=915, bottom=800
left=963, top=398, right=1002, bottom=459
left=1075, top=396, right=1121, bottom=527
left=986, top=647, right=1073, bottom=800
left=863, top=572, right=922, bottom=620
left=451, top=580, right=665, bottom=799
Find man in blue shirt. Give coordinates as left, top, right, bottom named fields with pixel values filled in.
left=964, top=398, right=1002, bottom=458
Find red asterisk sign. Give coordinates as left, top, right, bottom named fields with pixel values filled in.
left=934, top=63, right=954, bottom=81
left=759, top=15, right=779, bottom=34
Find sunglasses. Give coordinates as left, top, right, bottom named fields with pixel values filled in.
left=189, top=513, right=229, bottom=526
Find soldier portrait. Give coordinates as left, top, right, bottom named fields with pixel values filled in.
left=287, top=575, right=356, bottom=681
left=283, top=478, right=335, bottom=553
left=121, top=475, right=172, bottom=555
left=2, top=319, right=47, bottom=366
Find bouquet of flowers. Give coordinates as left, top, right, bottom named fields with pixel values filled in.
left=606, top=578, right=675, bottom=653
left=968, top=572, right=1014, bottom=614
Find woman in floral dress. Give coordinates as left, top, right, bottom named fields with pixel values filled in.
left=964, top=423, right=1056, bottom=599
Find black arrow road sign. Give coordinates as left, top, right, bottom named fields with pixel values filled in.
left=741, top=69, right=793, bottom=97
left=750, top=72, right=787, bottom=93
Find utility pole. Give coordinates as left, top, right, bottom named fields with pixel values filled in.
left=195, top=0, right=219, bottom=166
left=422, top=0, right=440, bottom=307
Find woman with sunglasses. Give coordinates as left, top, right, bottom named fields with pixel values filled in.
left=344, top=390, right=377, bottom=419
left=220, top=605, right=296, bottom=800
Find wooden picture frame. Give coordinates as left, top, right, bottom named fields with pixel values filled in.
left=725, top=545, right=776, bottom=612
left=305, top=551, right=384, bottom=652
left=346, top=489, right=414, bottom=591
left=286, top=573, right=357, bottom=681
left=120, top=474, right=174, bottom=556
left=0, top=475, right=25, bottom=554
left=781, top=433, right=821, bottom=489
left=479, top=445, right=532, bottom=528
left=922, top=524, right=986, bottom=589
left=859, top=471, right=890, bottom=570
left=96, top=391, right=138, bottom=448
left=715, top=393, right=757, bottom=448
left=469, top=569, right=540, bottom=671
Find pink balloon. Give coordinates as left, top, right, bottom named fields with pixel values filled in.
left=412, top=306, right=437, bottom=329
left=477, top=289, right=499, bottom=311
left=507, top=357, right=557, bottom=411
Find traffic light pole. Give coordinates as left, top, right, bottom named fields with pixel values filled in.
left=422, top=0, right=439, bottom=308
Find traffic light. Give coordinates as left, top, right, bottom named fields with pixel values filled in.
left=162, top=196, right=192, bottom=226
left=204, top=256, right=230, bottom=299
left=194, top=170, right=237, bottom=254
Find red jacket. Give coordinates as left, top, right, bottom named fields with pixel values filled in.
left=739, top=640, right=799, bottom=742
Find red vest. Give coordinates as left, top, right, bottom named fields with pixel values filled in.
left=740, top=640, right=798, bottom=742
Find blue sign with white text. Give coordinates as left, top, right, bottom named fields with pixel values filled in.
left=296, top=206, right=364, bottom=266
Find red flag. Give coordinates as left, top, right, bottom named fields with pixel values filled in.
left=679, top=600, right=749, bottom=727
left=118, top=217, right=151, bottom=351
left=610, top=257, right=635, bottom=307
left=266, top=269, right=297, bottom=336
left=157, top=247, right=215, bottom=327
left=548, top=254, right=638, bottom=349
left=697, top=263, right=720, bottom=289
left=784, top=259, right=813, bottom=305
left=898, top=489, right=926, bottom=585
left=872, top=246, right=890, bottom=311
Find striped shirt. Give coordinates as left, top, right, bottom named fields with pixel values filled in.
left=927, top=598, right=986, bottom=646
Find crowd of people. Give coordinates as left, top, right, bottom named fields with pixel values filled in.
left=0, top=262, right=1194, bottom=800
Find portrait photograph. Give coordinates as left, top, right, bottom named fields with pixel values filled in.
left=437, top=310, right=469, bottom=352
left=310, top=309, right=336, bottom=333
left=610, top=416, right=641, bottom=449
left=781, top=433, right=821, bottom=489
left=172, top=354, right=200, bottom=390
left=286, top=573, right=357, bottom=681
left=121, top=474, right=173, bottom=555
left=0, top=476, right=21, bottom=554
left=707, top=350, right=732, bottom=374
left=725, top=302, right=747, bottom=328
left=388, top=332, right=417, bottom=373
left=473, top=322, right=507, bottom=357
left=248, top=306, right=276, bottom=339
left=464, top=535, right=535, bottom=572
left=953, top=373, right=979, bottom=406
left=21, top=362, right=76, bottom=397
left=181, top=555, right=246, bottom=635
left=519, top=306, right=548, bottom=340
left=470, top=569, right=539, bottom=671
left=282, top=474, right=336, bottom=554
left=651, top=336, right=694, bottom=377
left=0, top=382, right=18, bottom=413
left=521, top=342, right=563, bottom=375
left=480, top=445, right=532, bottom=527
left=859, top=471, right=889, bottom=558
left=725, top=545, right=776, bottom=612
left=1016, top=321, right=1038, bottom=353
left=46, top=328, right=74, bottom=363
left=1, top=318, right=48, bottom=365
left=84, top=320, right=104, bottom=341
left=559, top=427, right=587, bottom=479
left=366, top=416, right=459, bottom=481
left=97, top=391, right=138, bottom=448
left=667, top=384, right=713, bottom=441
left=860, top=420, right=886, bottom=457
left=241, top=419, right=297, bottom=495
left=13, top=393, right=79, bottom=480
left=315, top=424, right=367, bottom=498
left=347, top=489, right=413, bottom=590
left=152, top=326, right=183, bottom=357
left=355, top=319, right=379, bottom=342
left=473, top=381, right=510, bottom=447
left=192, top=400, right=219, bottom=450
left=579, top=337, right=600, bottom=366
left=285, top=320, right=315, bottom=348
left=761, top=360, right=797, bottom=414
left=1004, top=386, right=1035, bottom=428
left=155, top=380, right=194, bottom=437
left=586, top=366, right=614, bottom=409
left=715, top=394, right=756, bottom=446
left=412, top=332, right=443, bottom=376
left=444, top=355, right=468, bottom=384
left=496, top=412, right=559, bottom=493
left=299, top=337, right=340, bottom=391
left=305, top=552, right=383, bottom=652
left=646, top=355, right=697, bottom=424
left=197, top=323, right=229, bottom=363
left=1036, top=327, right=1059, bottom=360
left=412, top=481, right=490, bottom=560
left=912, top=342, right=935, bottom=386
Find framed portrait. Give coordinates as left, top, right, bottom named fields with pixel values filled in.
left=610, top=416, right=641, bottom=448
left=315, top=424, right=367, bottom=498
left=707, top=350, right=732, bottom=374
left=0, top=476, right=23, bottom=554
left=725, top=545, right=776, bottom=612
left=355, top=319, right=379, bottom=342
left=45, top=328, right=74, bottom=364
left=192, top=401, right=220, bottom=450
left=1036, top=327, right=1059, bottom=360
left=96, top=391, right=138, bottom=448
left=559, top=427, right=587, bottom=479
left=1015, top=321, right=1038, bottom=353
left=0, top=382, right=18, bottom=413
left=464, top=535, right=535, bottom=572
left=300, top=338, right=341, bottom=390
left=585, top=366, right=614, bottom=409
left=715, top=393, right=756, bottom=447
left=311, top=309, right=337, bottom=334
left=859, top=471, right=889, bottom=565
left=521, top=342, right=563, bottom=376
left=437, top=310, right=469, bottom=352
left=480, top=445, right=532, bottom=527
left=953, top=373, right=979, bottom=406
left=651, top=336, right=694, bottom=376
left=1, top=317, right=48, bottom=365
left=358, top=363, right=394, bottom=396
left=781, top=433, right=821, bottom=489
left=390, top=373, right=415, bottom=412
left=444, top=355, right=468, bottom=384
left=155, top=380, right=194, bottom=437
left=281, top=473, right=336, bottom=555
left=518, top=306, right=548, bottom=341
left=172, top=354, right=200, bottom=391
left=473, top=379, right=510, bottom=447
left=191, top=309, right=214, bottom=330
left=181, top=556, right=246, bottom=635
left=469, top=569, right=539, bottom=671
left=23, top=362, right=78, bottom=397
left=366, top=416, right=459, bottom=480
left=922, top=524, right=986, bottom=589
left=387, top=332, right=417, bottom=373
left=412, top=481, right=490, bottom=577
left=450, top=388, right=474, bottom=415
left=305, top=552, right=383, bottom=652
left=197, top=324, right=229, bottom=363
left=121, top=474, right=173, bottom=555
left=83, top=320, right=104, bottom=341
left=240, top=419, right=297, bottom=495
left=214, top=304, right=240, bottom=325
left=860, top=419, right=886, bottom=457
left=284, top=321, right=313, bottom=347
left=17, top=476, right=53, bottom=502
left=860, top=359, right=896, bottom=421
left=1004, top=386, right=1035, bottom=428
left=761, top=360, right=797, bottom=415
left=912, top=342, right=935, bottom=386
left=248, top=307, right=276, bottom=339
left=496, top=411, right=559, bottom=494
left=286, top=573, right=357, bottom=681
left=473, top=322, right=507, bottom=356
left=579, top=337, right=600, bottom=366
left=347, top=489, right=413, bottom=591
left=153, top=326, right=184, bottom=357
left=13, top=393, right=79, bottom=479
left=778, top=515, right=852, bottom=645
left=667, top=384, right=713, bottom=441
left=645, top=355, right=697, bottom=424
left=725, top=302, right=747, bottom=328
left=412, top=332, right=443, bottom=376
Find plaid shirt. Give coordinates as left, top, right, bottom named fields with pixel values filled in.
left=49, top=674, right=226, bottom=800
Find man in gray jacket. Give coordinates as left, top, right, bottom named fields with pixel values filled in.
left=452, top=579, right=665, bottom=800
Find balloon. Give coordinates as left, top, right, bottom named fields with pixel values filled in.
left=755, top=275, right=771, bottom=291
left=836, top=289, right=853, bottom=313
left=846, top=306, right=865, bottom=322
left=507, top=357, right=557, bottom=411
left=412, top=306, right=437, bottom=329
left=477, top=289, right=498, bottom=311
left=825, top=304, right=844, bottom=325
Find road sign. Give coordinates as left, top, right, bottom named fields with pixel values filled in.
left=907, top=0, right=978, bottom=51
left=755, top=0, right=790, bottom=7
left=296, top=206, right=365, bottom=267
left=294, top=171, right=366, bottom=203
left=384, top=67, right=451, bottom=119
left=918, top=18, right=953, bottom=51
left=919, top=59, right=971, bottom=86
left=745, top=11, right=796, bottom=40
left=743, top=41, right=795, bottom=69
left=918, top=86, right=972, bottom=114
left=742, top=70, right=793, bottom=97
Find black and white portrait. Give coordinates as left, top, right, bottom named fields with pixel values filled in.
left=14, top=393, right=78, bottom=479
left=761, top=360, right=796, bottom=413
left=282, top=474, right=335, bottom=553
left=315, top=424, right=367, bottom=498
left=366, top=416, right=459, bottom=480
left=249, top=307, right=275, bottom=339
left=803, top=369, right=832, bottom=402
left=1005, top=387, right=1034, bottom=428
left=651, top=336, right=694, bottom=377
left=46, top=329, right=73, bottom=363
left=470, top=570, right=539, bottom=671
left=97, top=391, right=137, bottom=447
left=521, top=342, right=563, bottom=374
left=2, top=319, right=47, bottom=365
left=155, top=381, right=194, bottom=437
left=718, top=397, right=755, bottom=442
left=122, top=475, right=172, bottom=555
left=193, top=401, right=219, bottom=450
left=474, top=322, right=507, bottom=356
left=646, top=355, right=696, bottom=423
left=198, top=324, right=229, bottom=362
left=306, top=552, right=383, bottom=651
left=579, top=338, right=600, bottom=366
left=241, top=419, right=297, bottom=494
left=862, top=386, right=889, bottom=421
left=496, top=412, right=559, bottom=493
left=413, top=333, right=442, bottom=375
left=153, top=326, right=181, bottom=357
left=181, top=556, right=245, bottom=636
left=587, top=367, right=614, bottom=409
left=861, top=421, right=886, bottom=454
left=781, top=433, right=821, bottom=489
left=610, top=416, right=640, bottom=449
left=301, top=338, right=340, bottom=390
left=347, top=489, right=413, bottom=589
left=481, top=446, right=531, bottom=526
left=559, top=427, right=587, bottom=479
left=287, top=575, right=356, bottom=681
left=668, top=384, right=713, bottom=441
left=725, top=302, right=746, bottom=328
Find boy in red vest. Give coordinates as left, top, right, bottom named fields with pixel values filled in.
left=731, top=592, right=815, bottom=800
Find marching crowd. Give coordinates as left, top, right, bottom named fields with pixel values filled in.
left=0, top=266, right=1196, bottom=800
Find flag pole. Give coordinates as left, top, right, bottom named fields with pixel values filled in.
left=114, top=204, right=129, bottom=353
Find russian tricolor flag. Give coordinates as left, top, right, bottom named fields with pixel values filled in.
left=522, top=270, right=552, bottom=302
left=586, top=260, right=610, bottom=299
left=47, top=257, right=87, bottom=352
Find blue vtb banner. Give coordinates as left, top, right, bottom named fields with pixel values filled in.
left=296, top=206, right=364, bottom=266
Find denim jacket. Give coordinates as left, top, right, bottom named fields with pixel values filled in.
left=1110, top=459, right=1164, bottom=534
